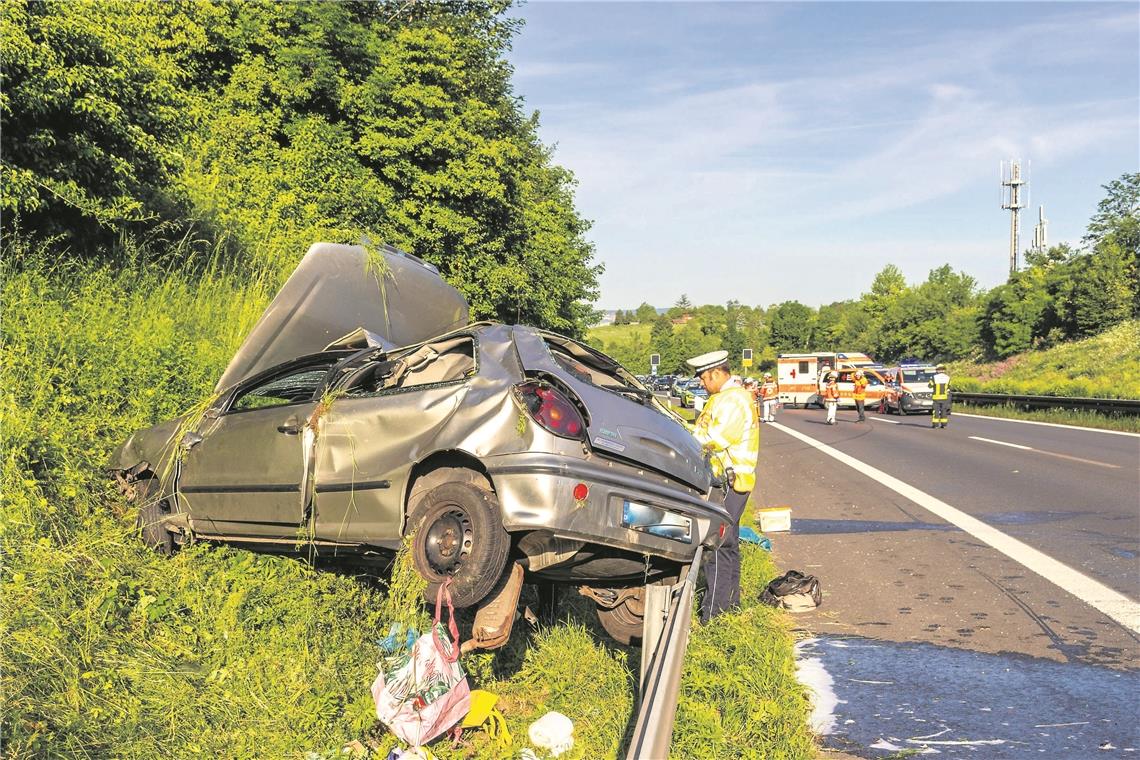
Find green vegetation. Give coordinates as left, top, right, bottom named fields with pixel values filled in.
left=2, top=3, right=813, bottom=756
left=593, top=175, right=1138, bottom=382
left=955, top=405, right=1140, bottom=434
left=949, top=320, right=1140, bottom=398
left=1, top=255, right=813, bottom=754
left=2, top=0, right=600, bottom=335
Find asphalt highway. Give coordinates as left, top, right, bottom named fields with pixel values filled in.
left=773, top=407, right=1139, bottom=599
left=748, top=406, right=1140, bottom=756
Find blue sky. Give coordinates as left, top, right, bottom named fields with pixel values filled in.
left=505, top=2, right=1139, bottom=310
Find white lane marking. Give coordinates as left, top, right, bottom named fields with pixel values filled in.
left=956, top=412, right=1140, bottom=439
left=770, top=421, right=1140, bottom=634
left=969, top=435, right=1031, bottom=450
left=870, top=416, right=902, bottom=424
left=969, top=435, right=1120, bottom=469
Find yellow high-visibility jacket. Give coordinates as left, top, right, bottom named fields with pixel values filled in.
left=688, top=383, right=760, bottom=493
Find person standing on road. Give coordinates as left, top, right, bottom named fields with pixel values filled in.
left=686, top=350, right=760, bottom=623
left=760, top=372, right=778, bottom=423
left=929, top=364, right=952, bottom=428
left=852, top=369, right=868, bottom=423
left=823, top=371, right=840, bottom=425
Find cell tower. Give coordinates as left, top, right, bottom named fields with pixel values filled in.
left=1001, top=160, right=1028, bottom=276
left=1032, top=205, right=1048, bottom=254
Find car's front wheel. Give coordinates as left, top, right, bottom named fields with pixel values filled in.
left=407, top=482, right=510, bottom=608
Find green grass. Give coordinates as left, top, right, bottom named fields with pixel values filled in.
left=948, top=320, right=1140, bottom=399
left=955, top=403, right=1140, bottom=433
left=587, top=321, right=653, bottom=346
left=2, top=250, right=814, bottom=758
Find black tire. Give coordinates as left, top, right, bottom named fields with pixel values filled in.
left=135, top=478, right=174, bottom=556
left=596, top=591, right=645, bottom=645
left=407, top=481, right=510, bottom=608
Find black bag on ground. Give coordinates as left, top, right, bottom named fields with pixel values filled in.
left=760, top=570, right=822, bottom=612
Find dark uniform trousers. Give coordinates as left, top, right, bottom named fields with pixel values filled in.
left=701, top=487, right=750, bottom=623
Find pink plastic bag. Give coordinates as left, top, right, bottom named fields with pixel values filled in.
left=371, top=579, right=472, bottom=747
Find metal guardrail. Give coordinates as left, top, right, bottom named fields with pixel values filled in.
left=625, top=545, right=703, bottom=760
left=954, top=391, right=1140, bottom=415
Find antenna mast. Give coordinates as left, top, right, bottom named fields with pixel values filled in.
left=1001, top=160, right=1027, bottom=276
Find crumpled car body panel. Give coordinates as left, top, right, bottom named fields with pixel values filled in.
left=111, top=244, right=724, bottom=588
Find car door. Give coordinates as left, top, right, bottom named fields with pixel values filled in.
left=309, top=335, right=479, bottom=545
left=178, top=358, right=336, bottom=541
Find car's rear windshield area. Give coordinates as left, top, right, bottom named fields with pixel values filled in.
left=902, top=369, right=935, bottom=383
left=543, top=338, right=650, bottom=398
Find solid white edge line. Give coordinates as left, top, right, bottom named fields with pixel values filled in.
left=955, top=412, right=1140, bottom=439
left=870, top=416, right=902, bottom=424
left=968, top=435, right=1033, bottom=451
left=770, top=421, right=1140, bottom=634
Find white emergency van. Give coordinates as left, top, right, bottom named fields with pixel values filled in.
left=776, top=352, right=880, bottom=408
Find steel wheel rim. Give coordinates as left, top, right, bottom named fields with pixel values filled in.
left=423, top=506, right=474, bottom=576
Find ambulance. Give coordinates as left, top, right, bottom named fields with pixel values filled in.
left=776, top=352, right=889, bottom=408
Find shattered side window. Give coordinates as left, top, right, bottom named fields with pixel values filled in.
left=341, top=337, right=476, bottom=396
left=230, top=368, right=329, bottom=412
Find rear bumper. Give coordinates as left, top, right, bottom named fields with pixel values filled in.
left=483, top=451, right=728, bottom=563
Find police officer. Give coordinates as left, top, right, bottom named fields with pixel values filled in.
left=686, top=350, right=760, bottom=622
left=929, top=364, right=951, bottom=428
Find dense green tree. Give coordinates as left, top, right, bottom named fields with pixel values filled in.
left=768, top=301, right=814, bottom=352
left=634, top=302, right=657, bottom=322
left=0, top=0, right=224, bottom=251
left=3, top=1, right=602, bottom=335
left=649, top=315, right=675, bottom=371
left=980, top=270, right=1051, bottom=358
left=1064, top=240, right=1134, bottom=338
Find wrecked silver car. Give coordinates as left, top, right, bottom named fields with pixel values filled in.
left=112, top=243, right=726, bottom=641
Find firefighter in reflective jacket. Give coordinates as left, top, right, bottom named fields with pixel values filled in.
left=852, top=369, right=869, bottom=423
left=760, top=373, right=778, bottom=423
left=823, top=372, right=840, bottom=425
left=686, top=350, right=760, bottom=622
left=929, top=364, right=951, bottom=428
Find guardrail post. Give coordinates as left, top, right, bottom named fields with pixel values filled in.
left=626, top=546, right=703, bottom=760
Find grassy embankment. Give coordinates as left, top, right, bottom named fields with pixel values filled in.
left=948, top=320, right=1140, bottom=433
left=2, top=253, right=814, bottom=758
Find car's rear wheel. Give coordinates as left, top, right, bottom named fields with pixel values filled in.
left=135, top=478, right=174, bottom=556
left=408, top=481, right=510, bottom=608
left=595, top=590, right=645, bottom=645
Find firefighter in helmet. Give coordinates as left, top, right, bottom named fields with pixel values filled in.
left=929, top=364, right=952, bottom=428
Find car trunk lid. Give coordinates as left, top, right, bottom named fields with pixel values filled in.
left=215, top=243, right=469, bottom=391
left=512, top=327, right=712, bottom=492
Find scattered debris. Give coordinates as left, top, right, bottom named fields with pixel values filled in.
left=528, top=711, right=574, bottom=757
left=760, top=570, right=822, bottom=612
left=757, top=506, right=792, bottom=532
left=739, top=526, right=772, bottom=550
left=372, top=580, right=471, bottom=747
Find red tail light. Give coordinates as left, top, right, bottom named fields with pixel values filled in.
left=512, top=381, right=587, bottom=440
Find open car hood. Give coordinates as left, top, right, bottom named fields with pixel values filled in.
left=215, top=243, right=469, bottom=391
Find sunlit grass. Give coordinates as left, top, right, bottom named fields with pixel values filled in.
left=949, top=320, right=1140, bottom=399
left=3, top=245, right=815, bottom=757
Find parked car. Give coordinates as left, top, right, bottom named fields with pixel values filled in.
left=111, top=243, right=726, bottom=643
left=670, top=376, right=692, bottom=398
left=679, top=380, right=708, bottom=409
left=879, top=364, right=936, bottom=415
